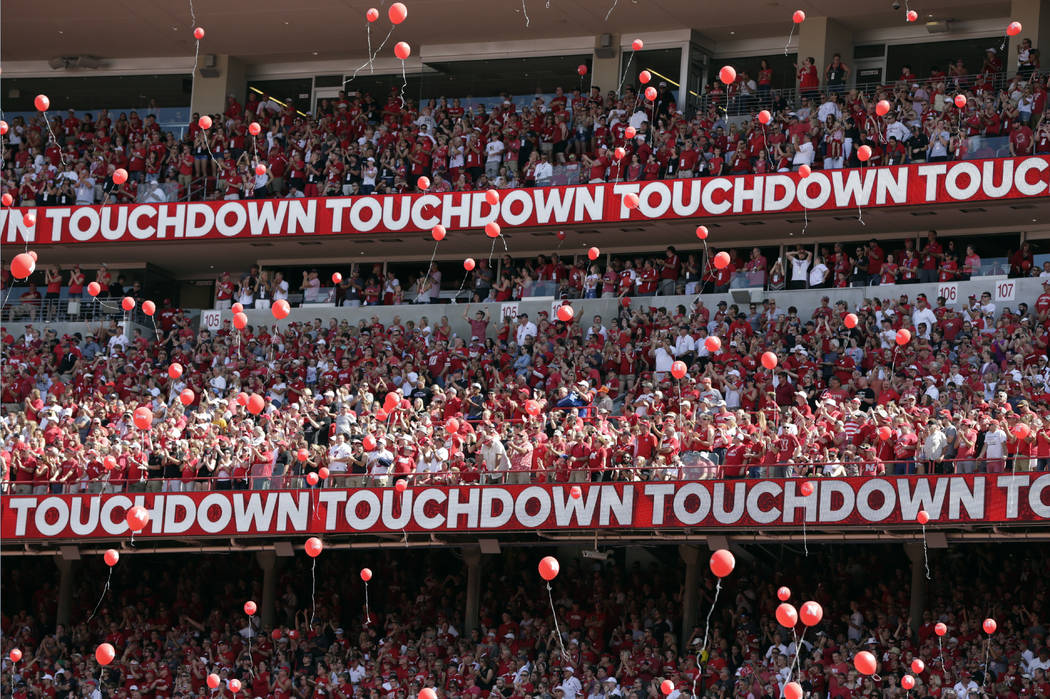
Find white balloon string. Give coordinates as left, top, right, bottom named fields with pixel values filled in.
left=310, top=558, right=317, bottom=628
left=604, top=0, right=619, bottom=21
left=983, top=637, right=991, bottom=689
left=857, top=203, right=865, bottom=226
left=367, top=25, right=375, bottom=73
left=247, top=615, right=255, bottom=677
left=691, top=579, right=721, bottom=699
left=616, top=52, right=634, bottom=97
left=922, top=522, right=930, bottom=580
left=42, top=117, right=68, bottom=166
left=364, top=580, right=371, bottom=626
left=784, top=24, right=795, bottom=56
left=189, top=0, right=200, bottom=76
left=521, top=0, right=530, bottom=28
left=791, top=627, right=807, bottom=679
left=937, top=635, right=944, bottom=668
left=802, top=517, right=808, bottom=556
left=546, top=582, right=570, bottom=664
left=399, top=60, right=408, bottom=109
left=801, top=206, right=809, bottom=236
left=345, top=27, right=396, bottom=87
left=87, top=567, right=113, bottom=622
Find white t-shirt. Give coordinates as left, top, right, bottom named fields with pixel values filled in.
left=485, top=140, right=505, bottom=163
left=273, top=279, right=290, bottom=301
left=808, top=263, right=828, bottom=286
left=790, top=255, right=810, bottom=282
left=983, top=429, right=1007, bottom=458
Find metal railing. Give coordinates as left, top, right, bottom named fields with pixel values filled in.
left=0, top=296, right=158, bottom=325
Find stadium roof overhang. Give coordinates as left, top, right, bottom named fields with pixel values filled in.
left=1, top=0, right=1012, bottom=63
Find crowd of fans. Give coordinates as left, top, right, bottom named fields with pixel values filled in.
left=2, top=545, right=1048, bottom=699
left=2, top=49, right=1048, bottom=206
left=3, top=241, right=1050, bottom=492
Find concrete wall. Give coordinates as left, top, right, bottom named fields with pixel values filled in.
left=190, top=55, right=246, bottom=118
left=1009, top=0, right=1050, bottom=73
left=796, top=17, right=853, bottom=88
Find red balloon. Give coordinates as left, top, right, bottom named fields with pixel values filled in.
left=799, top=601, right=823, bottom=626
left=538, top=556, right=560, bottom=581
left=671, top=361, right=687, bottom=379
left=198, top=115, right=212, bottom=130
left=113, top=168, right=128, bottom=185
left=709, top=549, right=735, bottom=578
left=464, top=258, right=476, bottom=271
left=660, top=680, right=674, bottom=695
left=366, top=8, right=379, bottom=22
left=854, top=651, right=877, bottom=675
left=432, top=225, right=446, bottom=241
left=713, top=252, right=731, bottom=270
left=0, top=120, right=7, bottom=135
left=588, top=246, right=600, bottom=261
left=87, top=281, right=101, bottom=297
left=104, top=549, right=120, bottom=567
left=525, top=400, right=541, bottom=416
left=395, top=478, right=408, bottom=492
left=34, top=94, right=50, bottom=112
left=9, top=649, right=21, bottom=663
left=247, top=394, right=266, bottom=415
left=168, top=363, right=184, bottom=379
left=297, top=448, right=309, bottom=462
left=934, top=622, right=947, bottom=636
left=800, top=481, right=814, bottom=496
left=142, top=300, right=156, bottom=316
left=249, top=122, right=262, bottom=136
left=179, top=389, right=195, bottom=406
left=332, top=272, right=343, bottom=284
left=319, top=466, right=330, bottom=479
left=631, top=39, right=644, bottom=51
left=244, top=600, right=257, bottom=616
left=844, top=312, right=858, bottom=328
left=761, top=352, right=778, bottom=370
left=613, top=147, right=626, bottom=161
left=776, top=603, right=798, bottom=628
left=22, top=212, right=36, bottom=228
left=388, top=2, right=408, bottom=23
left=1, top=193, right=12, bottom=207
left=1013, top=423, right=1031, bottom=440
left=704, top=336, right=721, bottom=353
left=121, top=296, right=135, bottom=311
left=911, top=659, right=925, bottom=674
left=255, top=164, right=267, bottom=176
left=126, top=505, right=150, bottom=532
left=718, top=66, right=736, bottom=85
left=1007, top=21, right=1022, bottom=36
left=798, top=164, right=811, bottom=178
left=233, top=312, right=248, bottom=329
left=896, top=328, right=911, bottom=346
left=10, top=253, right=35, bottom=279
left=271, top=629, right=282, bottom=641
left=569, top=485, right=582, bottom=500
left=556, top=305, right=574, bottom=322
left=638, top=71, right=651, bottom=85
left=207, top=674, right=221, bottom=689
left=361, top=568, right=373, bottom=581
left=777, top=586, right=791, bottom=601
left=228, top=679, right=241, bottom=694
left=305, top=537, right=323, bottom=558
left=232, top=302, right=244, bottom=314
left=236, top=392, right=248, bottom=406
left=485, top=222, right=501, bottom=238
left=394, top=41, right=411, bottom=60
left=417, top=176, right=431, bottom=190
left=104, top=455, right=117, bottom=471
left=784, top=682, right=802, bottom=699
left=577, top=64, right=588, bottom=76
left=95, top=643, right=116, bottom=666
left=624, top=192, right=640, bottom=209
left=485, top=189, right=500, bottom=206
left=193, top=27, right=205, bottom=39
left=878, top=426, right=893, bottom=441
left=857, top=145, right=872, bottom=162
left=757, top=110, right=772, bottom=125
left=792, top=10, right=806, bottom=23
left=384, top=391, right=400, bottom=410
left=906, top=10, right=918, bottom=22
left=917, top=509, right=930, bottom=525
left=133, top=407, right=153, bottom=430
left=876, top=99, right=891, bottom=116
left=695, top=225, right=709, bottom=240
left=644, top=86, right=657, bottom=101
left=621, top=297, right=631, bottom=307
left=983, top=618, right=997, bottom=635
left=445, top=418, right=460, bottom=435
left=954, top=94, right=967, bottom=108
left=28, top=251, right=37, bottom=261
left=901, top=675, right=915, bottom=690
left=419, top=690, right=437, bottom=699
left=624, top=127, right=637, bottom=139
left=272, top=299, right=291, bottom=319
left=363, top=435, right=377, bottom=451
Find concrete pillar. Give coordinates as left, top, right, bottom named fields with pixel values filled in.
left=592, top=35, right=622, bottom=97
left=55, top=558, right=74, bottom=628
left=256, top=550, right=278, bottom=630
left=904, top=543, right=927, bottom=641
left=679, top=544, right=700, bottom=653
left=190, top=55, right=247, bottom=117
left=795, top=17, right=853, bottom=91
left=463, top=546, right=482, bottom=635
left=1009, top=0, right=1050, bottom=74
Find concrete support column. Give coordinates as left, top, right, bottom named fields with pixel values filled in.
left=1009, top=0, right=1050, bottom=74
left=190, top=55, right=247, bottom=117
left=463, top=546, right=482, bottom=636
left=795, top=17, right=854, bottom=92
left=904, top=543, right=927, bottom=641
left=256, top=550, right=278, bottom=630
left=592, top=35, right=622, bottom=97
left=55, top=558, right=74, bottom=629
left=679, top=544, right=700, bottom=653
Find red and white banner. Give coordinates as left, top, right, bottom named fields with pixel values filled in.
left=3, top=475, right=1048, bottom=540
left=4, top=157, right=1048, bottom=246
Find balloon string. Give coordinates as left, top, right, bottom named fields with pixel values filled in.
left=399, top=60, right=408, bottom=109
left=983, top=637, right=990, bottom=689
left=857, top=204, right=865, bottom=226
left=367, top=25, right=375, bottom=73
left=791, top=627, right=807, bottom=680
left=616, top=51, right=634, bottom=97
left=346, top=27, right=396, bottom=87
left=364, top=580, right=371, bottom=627
left=546, top=582, right=570, bottom=664
left=801, top=206, right=809, bottom=236
left=189, top=0, right=200, bottom=76
left=921, top=522, right=930, bottom=580
left=603, top=0, right=619, bottom=21
left=521, top=0, right=530, bottom=28
left=87, top=568, right=113, bottom=623
left=784, top=24, right=795, bottom=56
left=937, top=635, right=944, bottom=669
left=247, top=614, right=255, bottom=678
left=802, top=516, right=808, bottom=556
left=691, top=579, right=721, bottom=699
left=310, top=558, right=316, bottom=628
left=42, top=118, right=69, bottom=166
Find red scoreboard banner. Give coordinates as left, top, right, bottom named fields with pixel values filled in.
left=3, top=156, right=1047, bottom=246
left=3, top=475, right=1048, bottom=540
